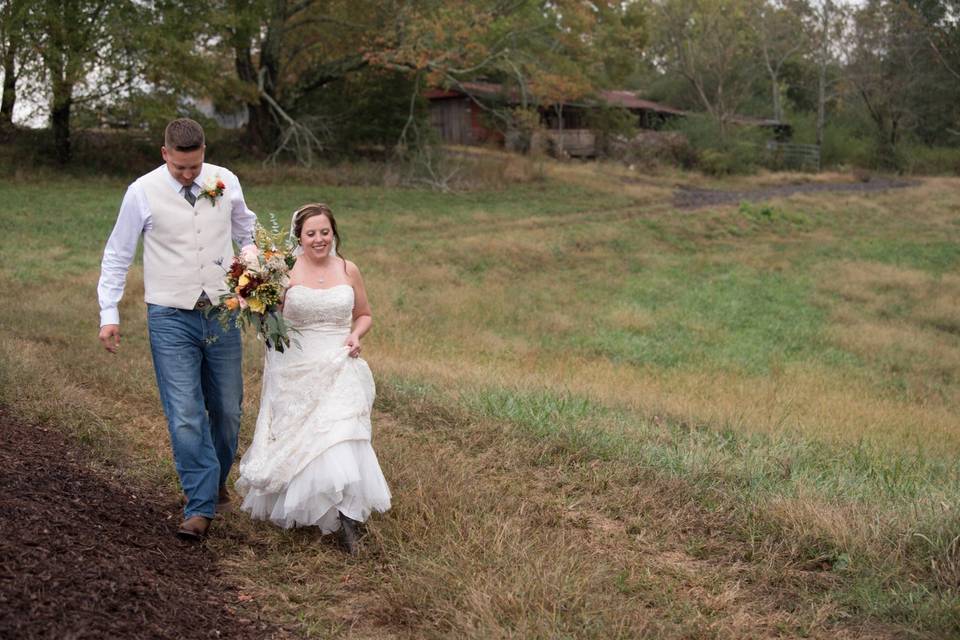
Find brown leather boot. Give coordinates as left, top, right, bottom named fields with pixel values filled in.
left=216, top=485, right=232, bottom=513
left=176, top=515, right=211, bottom=541
left=181, top=486, right=232, bottom=514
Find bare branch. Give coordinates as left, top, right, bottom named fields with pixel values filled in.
left=258, top=68, right=326, bottom=167
left=395, top=71, right=422, bottom=154
left=285, top=14, right=368, bottom=33
left=927, top=33, right=960, bottom=81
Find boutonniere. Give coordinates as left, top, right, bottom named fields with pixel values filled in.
left=199, top=175, right=226, bottom=205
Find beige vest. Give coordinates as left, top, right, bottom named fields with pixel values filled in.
left=141, top=164, right=234, bottom=309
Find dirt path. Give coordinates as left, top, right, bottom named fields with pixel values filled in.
left=673, top=177, right=917, bottom=209
left=0, top=408, right=294, bottom=640
left=410, top=177, right=921, bottom=243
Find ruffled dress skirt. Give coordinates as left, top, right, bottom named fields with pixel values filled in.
left=236, top=286, right=391, bottom=531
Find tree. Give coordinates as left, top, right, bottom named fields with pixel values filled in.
left=0, top=0, right=29, bottom=125
left=752, top=0, right=808, bottom=122
left=847, top=0, right=931, bottom=158
left=908, top=0, right=960, bottom=80
left=207, top=0, right=370, bottom=157
left=903, top=0, right=960, bottom=140
left=27, top=0, right=150, bottom=162
left=803, top=0, right=849, bottom=147
left=198, top=0, right=645, bottom=161
left=653, top=0, right=763, bottom=135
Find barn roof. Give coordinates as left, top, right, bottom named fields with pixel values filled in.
left=596, top=90, right=685, bottom=115
left=424, top=82, right=684, bottom=115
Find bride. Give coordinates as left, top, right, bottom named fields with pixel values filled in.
left=236, top=203, right=391, bottom=554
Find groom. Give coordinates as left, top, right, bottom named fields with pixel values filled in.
left=97, top=118, right=257, bottom=540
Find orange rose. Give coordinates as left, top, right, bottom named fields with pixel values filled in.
left=224, top=296, right=241, bottom=311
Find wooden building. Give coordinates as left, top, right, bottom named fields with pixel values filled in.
left=423, top=82, right=509, bottom=146
left=423, top=81, right=686, bottom=156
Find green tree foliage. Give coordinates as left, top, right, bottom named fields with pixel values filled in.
left=902, top=0, right=960, bottom=142
left=191, top=0, right=647, bottom=161
left=0, top=0, right=31, bottom=126
left=7, top=0, right=960, bottom=171
left=294, top=67, right=424, bottom=157
left=751, top=0, right=808, bottom=122
left=847, top=0, right=951, bottom=162
left=24, top=1, right=156, bottom=162
left=651, top=0, right=764, bottom=135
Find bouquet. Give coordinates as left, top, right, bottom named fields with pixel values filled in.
left=215, top=217, right=298, bottom=352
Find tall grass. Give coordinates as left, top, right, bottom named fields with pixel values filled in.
left=1, top=161, right=959, bottom=636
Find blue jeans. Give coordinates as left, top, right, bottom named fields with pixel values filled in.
left=147, top=303, right=243, bottom=519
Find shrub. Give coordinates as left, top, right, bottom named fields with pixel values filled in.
left=584, top=105, right=637, bottom=157
left=293, top=68, right=427, bottom=159
left=898, top=145, right=960, bottom=176
left=665, top=114, right=767, bottom=175
left=0, top=124, right=261, bottom=178
left=606, top=129, right=694, bottom=168
left=503, top=107, right=543, bottom=155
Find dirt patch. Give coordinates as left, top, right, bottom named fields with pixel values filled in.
left=0, top=408, right=295, bottom=640
left=673, top=178, right=918, bottom=210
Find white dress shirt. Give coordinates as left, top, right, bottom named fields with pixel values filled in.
left=97, top=164, right=257, bottom=326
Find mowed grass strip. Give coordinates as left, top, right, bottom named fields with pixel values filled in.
left=1, top=165, right=959, bottom=636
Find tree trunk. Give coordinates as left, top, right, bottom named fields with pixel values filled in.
left=815, top=1, right=831, bottom=148
left=0, top=41, right=15, bottom=126
left=816, top=62, right=826, bottom=147
left=716, top=78, right=728, bottom=139
left=761, top=43, right=782, bottom=123
left=555, top=104, right=564, bottom=158
left=235, top=41, right=280, bottom=153
left=51, top=78, right=73, bottom=164
left=233, top=5, right=284, bottom=154
left=770, top=74, right=783, bottom=122
left=246, top=100, right=276, bottom=153
left=770, top=71, right=782, bottom=123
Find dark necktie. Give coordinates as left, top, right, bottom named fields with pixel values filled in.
left=182, top=184, right=196, bottom=206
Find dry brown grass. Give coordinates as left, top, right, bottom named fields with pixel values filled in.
left=210, top=402, right=895, bottom=639
left=3, top=171, right=959, bottom=637
left=0, top=275, right=914, bottom=638
left=541, top=160, right=676, bottom=206
left=817, top=261, right=960, bottom=407
left=370, top=344, right=960, bottom=456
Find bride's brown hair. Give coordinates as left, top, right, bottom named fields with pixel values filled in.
left=292, top=203, right=348, bottom=274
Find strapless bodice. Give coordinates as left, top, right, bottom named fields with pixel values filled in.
left=283, top=284, right=354, bottom=335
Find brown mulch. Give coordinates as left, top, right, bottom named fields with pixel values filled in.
left=0, top=408, right=294, bottom=640
left=672, top=178, right=918, bottom=209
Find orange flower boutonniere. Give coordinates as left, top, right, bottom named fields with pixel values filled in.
left=199, top=175, right=226, bottom=205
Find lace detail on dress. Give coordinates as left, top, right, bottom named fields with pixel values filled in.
left=235, top=281, right=389, bottom=530
left=283, top=285, right=354, bottom=332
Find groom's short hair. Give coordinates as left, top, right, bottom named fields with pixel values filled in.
left=164, top=118, right=205, bottom=152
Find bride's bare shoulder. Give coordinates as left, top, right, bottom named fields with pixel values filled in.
left=343, top=258, right=361, bottom=276
left=285, top=266, right=304, bottom=290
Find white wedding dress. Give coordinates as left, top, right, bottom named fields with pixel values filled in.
left=236, top=284, right=391, bottom=531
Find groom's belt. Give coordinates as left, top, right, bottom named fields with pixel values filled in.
left=193, top=293, right=212, bottom=310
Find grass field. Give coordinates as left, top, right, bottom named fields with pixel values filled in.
left=1, top=155, right=959, bottom=638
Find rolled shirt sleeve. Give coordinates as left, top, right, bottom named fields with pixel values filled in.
left=97, top=184, right=148, bottom=327
left=224, top=169, right=257, bottom=248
